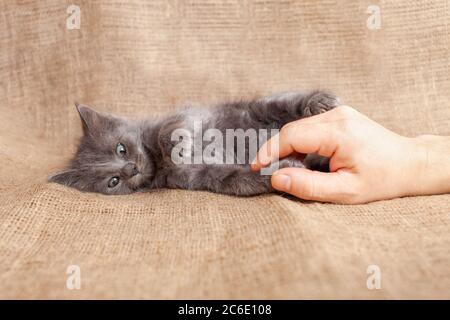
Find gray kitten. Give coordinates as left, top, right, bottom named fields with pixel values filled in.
left=49, top=91, right=339, bottom=196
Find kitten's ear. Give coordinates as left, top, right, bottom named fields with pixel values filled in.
left=75, top=102, right=106, bottom=135
left=48, top=169, right=78, bottom=186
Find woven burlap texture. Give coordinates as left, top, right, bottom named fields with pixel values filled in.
left=0, top=0, right=449, bottom=299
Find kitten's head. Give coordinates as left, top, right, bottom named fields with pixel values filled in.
left=49, top=103, right=155, bottom=195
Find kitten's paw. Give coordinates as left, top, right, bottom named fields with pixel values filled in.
left=259, top=155, right=305, bottom=175
left=277, top=155, right=305, bottom=169
left=302, top=91, right=340, bottom=117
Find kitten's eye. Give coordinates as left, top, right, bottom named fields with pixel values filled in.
left=108, top=176, right=120, bottom=188
left=116, top=143, right=126, bottom=156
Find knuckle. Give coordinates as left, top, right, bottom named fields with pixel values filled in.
left=279, top=122, right=295, bottom=139
left=335, top=105, right=356, bottom=117
left=336, top=117, right=356, bottom=134
left=329, top=106, right=360, bottom=134
left=281, top=122, right=294, bottom=133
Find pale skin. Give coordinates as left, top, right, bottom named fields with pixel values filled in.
left=251, top=106, right=450, bottom=204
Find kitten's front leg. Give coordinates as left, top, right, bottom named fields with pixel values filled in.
left=164, top=156, right=305, bottom=196
left=164, top=164, right=272, bottom=196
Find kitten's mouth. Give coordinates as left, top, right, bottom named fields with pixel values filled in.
left=128, top=170, right=153, bottom=191
left=126, top=153, right=154, bottom=191
left=127, top=172, right=144, bottom=188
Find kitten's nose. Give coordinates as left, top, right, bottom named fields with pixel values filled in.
left=122, top=162, right=139, bottom=177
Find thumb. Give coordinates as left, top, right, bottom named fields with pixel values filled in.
left=271, top=167, right=356, bottom=203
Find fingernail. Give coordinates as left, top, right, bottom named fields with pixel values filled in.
left=273, top=174, right=291, bottom=191
left=258, top=154, right=271, bottom=166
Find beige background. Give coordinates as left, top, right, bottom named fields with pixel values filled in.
left=0, top=0, right=449, bottom=299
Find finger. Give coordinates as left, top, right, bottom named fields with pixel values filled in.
left=271, top=167, right=355, bottom=203
left=251, top=118, right=339, bottom=171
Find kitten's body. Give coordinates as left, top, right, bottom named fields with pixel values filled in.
left=50, top=90, right=340, bottom=196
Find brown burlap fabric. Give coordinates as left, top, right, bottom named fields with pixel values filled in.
left=0, top=0, right=449, bottom=299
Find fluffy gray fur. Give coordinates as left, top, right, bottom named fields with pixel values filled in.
left=49, top=90, right=340, bottom=196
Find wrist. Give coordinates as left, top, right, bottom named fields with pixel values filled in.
left=407, top=135, right=450, bottom=196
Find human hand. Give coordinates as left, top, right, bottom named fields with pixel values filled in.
left=251, top=106, right=450, bottom=204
